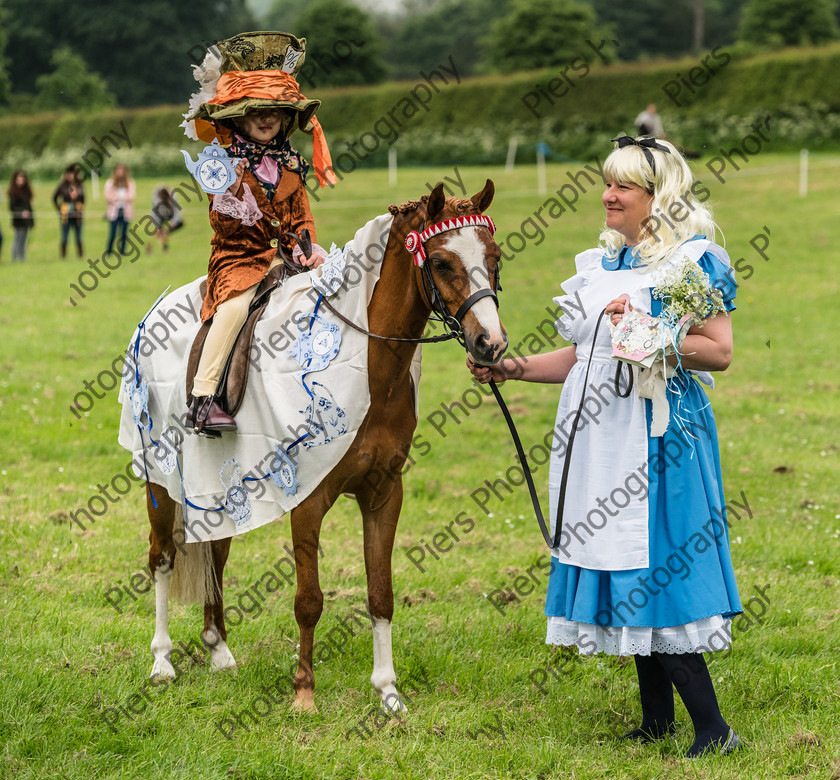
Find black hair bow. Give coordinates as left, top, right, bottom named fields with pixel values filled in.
left=611, top=135, right=671, bottom=176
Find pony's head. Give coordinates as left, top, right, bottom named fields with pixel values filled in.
left=417, top=180, right=508, bottom=366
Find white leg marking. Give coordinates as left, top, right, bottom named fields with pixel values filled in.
left=150, top=559, right=175, bottom=679
left=443, top=229, right=506, bottom=353
left=370, top=618, right=406, bottom=713
left=203, top=624, right=237, bottom=672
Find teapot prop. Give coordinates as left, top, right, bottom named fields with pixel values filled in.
left=181, top=139, right=242, bottom=195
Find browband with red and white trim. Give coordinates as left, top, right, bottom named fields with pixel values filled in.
left=404, top=215, right=496, bottom=267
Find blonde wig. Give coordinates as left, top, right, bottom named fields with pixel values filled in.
left=599, top=137, right=720, bottom=271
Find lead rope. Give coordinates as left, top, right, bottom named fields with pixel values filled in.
left=488, top=307, right=609, bottom=549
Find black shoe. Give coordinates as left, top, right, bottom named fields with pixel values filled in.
left=688, top=728, right=742, bottom=758
left=621, top=722, right=676, bottom=742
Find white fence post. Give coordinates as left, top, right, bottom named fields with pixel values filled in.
left=799, top=149, right=808, bottom=197
left=505, top=137, right=518, bottom=173
left=388, top=147, right=397, bottom=187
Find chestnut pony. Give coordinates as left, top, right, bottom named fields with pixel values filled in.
left=145, top=181, right=506, bottom=712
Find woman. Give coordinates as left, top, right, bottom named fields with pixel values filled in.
left=104, top=162, right=135, bottom=256
left=8, top=170, right=34, bottom=263
left=469, top=136, right=742, bottom=758
left=53, top=164, right=85, bottom=258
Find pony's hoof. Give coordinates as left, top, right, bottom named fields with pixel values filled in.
left=380, top=689, right=407, bottom=714
left=292, top=692, right=317, bottom=713
left=203, top=630, right=237, bottom=671
left=209, top=647, right=237, bottom=672
left=150, top=659, right=176, bottom=680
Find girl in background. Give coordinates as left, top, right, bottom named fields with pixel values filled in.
left=148, top=184, right=183, bottom=254
left=8, top=170, right=34, bottom=263
left=104, top=162, right=135, bottom=256
left=53, top=164, right=85, bottom=258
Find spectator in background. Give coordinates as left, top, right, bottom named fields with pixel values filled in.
left=634, top=103, right=699, bottom=159
left=147, top=184, right=183, bottom=253
left=104, top=162, right=135, bottom=256
left=53, top=164, right=85, bottom=259
left=635, top=103, right=666, bottom=138
left=8, top=170, right=35, bottom=263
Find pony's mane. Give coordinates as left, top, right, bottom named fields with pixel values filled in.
left=387, top=196, right=427, bottom=216
left=388, top=194, right=476, bottom=217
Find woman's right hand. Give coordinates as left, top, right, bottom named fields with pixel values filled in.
left=466, top=357, right=516, bottom=384
left=605, top=293, right=632, bottom=325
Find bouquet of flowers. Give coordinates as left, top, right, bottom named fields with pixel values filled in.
left=651, top=257, right=726, bottom=325
left=610, top=256, right=726, bottom=368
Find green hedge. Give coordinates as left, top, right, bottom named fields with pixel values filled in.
left=3, top=43, right=840, bottom=179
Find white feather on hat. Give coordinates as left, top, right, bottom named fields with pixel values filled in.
left=180, top=46, right=222, bottom=141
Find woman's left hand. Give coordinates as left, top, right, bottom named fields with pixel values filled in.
left=292, top=242, right=328, bottom=268
left=605, top=294, right=632, bottom=325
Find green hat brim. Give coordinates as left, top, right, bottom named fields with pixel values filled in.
left=188, top=97, right=321, bottom=135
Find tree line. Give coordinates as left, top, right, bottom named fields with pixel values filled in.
left=1, top=0, right=838, bottom=110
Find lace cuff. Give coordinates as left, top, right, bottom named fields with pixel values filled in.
left=212, top=186, right=263, bottom=227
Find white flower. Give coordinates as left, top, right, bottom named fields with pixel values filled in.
left=651, top=256, right=725, bottom=325
left=182, top=46, right=223, bottom=141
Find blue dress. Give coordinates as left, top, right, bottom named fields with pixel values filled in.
left=544, top=240, right=743, bottom=656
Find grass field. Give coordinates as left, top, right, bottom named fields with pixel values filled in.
left=1, top=155, right=838, bottom=779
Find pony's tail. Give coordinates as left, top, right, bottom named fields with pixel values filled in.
left=169, top=504, right=216, bottom=604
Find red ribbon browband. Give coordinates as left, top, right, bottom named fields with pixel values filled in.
left=404, top=215, right=497, bottom=267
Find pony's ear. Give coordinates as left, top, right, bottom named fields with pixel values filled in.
left=427, top=183, right=446, bottom=222
left=471, top=179, right=495, bottom=213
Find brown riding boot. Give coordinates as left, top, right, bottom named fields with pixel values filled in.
left=187, top=395, right=237, bottom=434
left=60, top=243, right=67, bottom=259
left=76, top=241, right=84, bottom=258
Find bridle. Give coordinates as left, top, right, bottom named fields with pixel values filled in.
left=320, top=213, right=501, bottom=347
left=404, top=214, right=499, bottom=346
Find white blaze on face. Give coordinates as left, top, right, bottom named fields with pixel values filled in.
left=443, top=228, right=505, bottom=350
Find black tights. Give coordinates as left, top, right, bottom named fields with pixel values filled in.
left=628, top=652, right=729, bottom=757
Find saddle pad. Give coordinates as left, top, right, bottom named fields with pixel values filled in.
left=118, top=213, right=408, bottom=542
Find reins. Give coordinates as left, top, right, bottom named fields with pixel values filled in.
left=319, top=296, right=459, bottom=344
left=319, top=283, right=500, bottom=346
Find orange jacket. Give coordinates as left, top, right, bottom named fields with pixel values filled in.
left=201, top=168, right=316, bottom=322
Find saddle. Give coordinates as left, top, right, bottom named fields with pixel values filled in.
left=185, top=232, right=311, bottom=416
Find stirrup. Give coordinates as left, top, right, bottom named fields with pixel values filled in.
left=194, top=395, right=237, bottom=435
left=189, top=396, right=221, bottom=437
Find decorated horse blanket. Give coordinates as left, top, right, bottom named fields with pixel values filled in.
left=118, top=213, right=416, bottom=543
